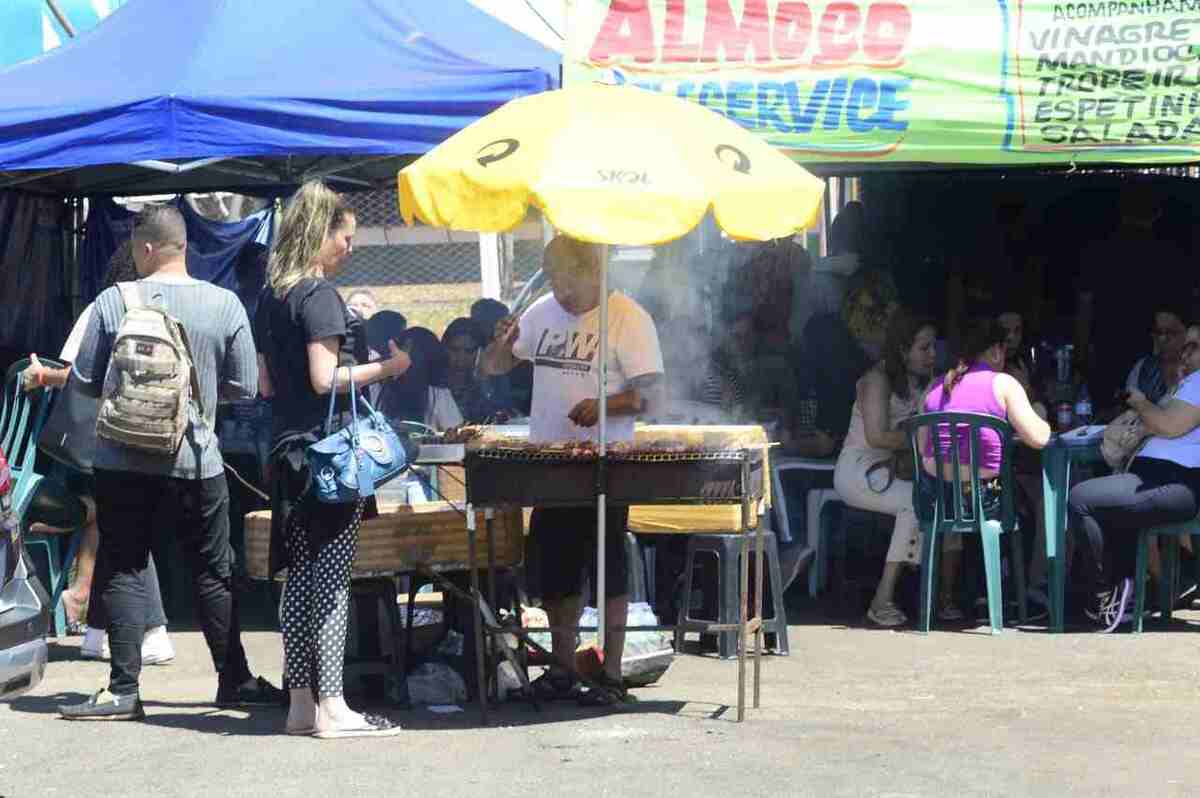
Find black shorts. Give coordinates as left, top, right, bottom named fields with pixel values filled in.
left=529, top=505, right=629, bottom=601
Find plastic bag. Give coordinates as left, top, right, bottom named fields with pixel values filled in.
left=406, top=662, right=467, bottom=705
left=578, top=602, right=674, bottom=687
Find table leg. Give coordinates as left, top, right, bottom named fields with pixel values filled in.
left=1042, top=448, right=1070, bottom=633
left=466, top=503, right=489, bottom=726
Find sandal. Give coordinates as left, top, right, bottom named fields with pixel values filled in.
left=866, top=601, right=907, bottom=628
left=530, top=668, right=579, bottom=701
left=312, top=714, right=402, bottom=739
left=577, top=673, right=635, bottom=707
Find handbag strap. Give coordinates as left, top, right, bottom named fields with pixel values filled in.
left=323, top=364, right=360, bottom=437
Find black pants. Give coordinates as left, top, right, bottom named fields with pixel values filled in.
left=94, top=469, right=253, bottom=696
left=1068, top=458, right=1199, bottom=589
left=528, top=505, right=629, bottom=601
left=86, top=549, right=168, bottom=631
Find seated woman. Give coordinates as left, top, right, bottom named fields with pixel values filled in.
left=921, top=319, right=1051, bottom=618
left=1069, top=325, right=1200, bottom=632
left=1126, top=302, right=1190, bottom=407
left=703, top=310, right=833, bottom=456
left=805, top=268, right=898, bottom=449
left=443, top=317, right=515, bottom=424
left=833, top=309, right=938, bottom=627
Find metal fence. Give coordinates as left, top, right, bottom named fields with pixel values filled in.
left=333, top=189, right=543, bottom=335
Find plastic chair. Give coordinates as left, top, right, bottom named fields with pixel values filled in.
left=4, top=358, right=76, bottom=636
left=903, top=412, right=1027, bottom=635
left=1132, top=523, right=1200, bottom=633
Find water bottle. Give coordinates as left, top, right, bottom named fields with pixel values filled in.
left=1074, top=384, right=1093, bottom=427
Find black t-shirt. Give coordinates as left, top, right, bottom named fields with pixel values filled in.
left=253, top=278, right=368, bottom=446
left=802, top=312, right=873, bottom=441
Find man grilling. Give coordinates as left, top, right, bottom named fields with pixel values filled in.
left=481, top=234, right=664, bottom=706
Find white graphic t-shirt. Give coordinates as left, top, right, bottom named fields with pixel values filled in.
left=513, top=291, right=663, bottom=444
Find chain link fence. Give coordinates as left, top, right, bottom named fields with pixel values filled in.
left=332, top=189, right=543, bottom=335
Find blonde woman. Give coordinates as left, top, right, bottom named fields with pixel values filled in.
left=254, top=181, right=410, bottom=739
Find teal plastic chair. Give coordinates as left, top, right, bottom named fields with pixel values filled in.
left=903, top=412, right=1027, bottom=635
left=4, top=357, right=76, bottom=637
left=1131, top=523, right=1200, bottom=633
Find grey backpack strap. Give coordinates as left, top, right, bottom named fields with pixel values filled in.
left=116, top=281, right=142, bottom=312
left=173, top=320, right=206, bottom=421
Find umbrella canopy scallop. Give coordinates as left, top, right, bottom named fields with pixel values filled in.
left=398, top=82, right=824, bottom=246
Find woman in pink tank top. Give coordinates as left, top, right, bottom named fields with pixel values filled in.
left=920, top=319, right=1051, bottom=619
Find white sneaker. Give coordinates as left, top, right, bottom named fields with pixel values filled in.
left=141, top=626, right=175, bottom=666
left=80, top=627, right=109, bottom=660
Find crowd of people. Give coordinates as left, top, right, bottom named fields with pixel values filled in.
left=19, top=180, right=1200, bottom=733
left=22, top=179, right=663, bottom=732
left=682, top=195, right=1200, bottom=633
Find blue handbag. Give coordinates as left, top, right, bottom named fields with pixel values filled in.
left=306, top=366, right=408, bottom=504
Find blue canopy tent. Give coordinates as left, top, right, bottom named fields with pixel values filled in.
left=0, top=0, right=558, bottom=357
left=0, top=0, right=559, bottom=195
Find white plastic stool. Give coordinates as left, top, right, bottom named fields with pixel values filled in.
left=770, top=456, right=839, bottom=598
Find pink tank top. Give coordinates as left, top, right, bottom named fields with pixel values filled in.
left=923, top=363, right=1007, bottom=473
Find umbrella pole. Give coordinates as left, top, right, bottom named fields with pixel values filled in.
left=596, top=244, right=609, bottom=653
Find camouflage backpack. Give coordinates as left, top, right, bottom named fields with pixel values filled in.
left=95, top=282, right=202, bottom=455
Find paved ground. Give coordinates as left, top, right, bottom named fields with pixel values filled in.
left=5, top=612, right=1200, bottom=798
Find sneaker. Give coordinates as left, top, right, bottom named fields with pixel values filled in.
left=215, top=675, right=286, bottom=708
left=80, top=627, right=109, bottom=661
left=1088, top=579, right=1133, bottom=633
left=141, top=626, right=175, bottom=666
left=59, top=689, right=144, bottom=721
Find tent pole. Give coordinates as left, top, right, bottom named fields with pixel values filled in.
left=45, top=0, right=76, bottom=37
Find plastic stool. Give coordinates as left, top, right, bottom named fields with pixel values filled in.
left=829, top=506, right=895, bottom=611
left=806, top=489, right=842, bottom=596
left=346, top=577, right=407, bottom=705
left=674, top=528, right=790, bottom=659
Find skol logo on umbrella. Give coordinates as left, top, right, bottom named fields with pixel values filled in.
left=597, top=169, right=651, bottom=184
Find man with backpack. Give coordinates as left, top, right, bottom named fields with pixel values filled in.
left=59, top=205, right=282, bottom=720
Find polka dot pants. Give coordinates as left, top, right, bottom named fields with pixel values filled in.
left=280, top=500, right=365, bottom=698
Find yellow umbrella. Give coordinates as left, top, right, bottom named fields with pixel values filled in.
left=398, top=82, right=824, bottom=683
left=398, top=82, right=824, bottom=245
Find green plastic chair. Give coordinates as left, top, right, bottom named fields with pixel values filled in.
left=1131, top=523, right=1200, bottom=633
left=903, top=412, right=1027, bottom=635
left=3, top=357, right=76, bottom=636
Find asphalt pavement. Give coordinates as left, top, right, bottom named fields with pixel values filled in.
left=4, top=611, right=1200, bottom=797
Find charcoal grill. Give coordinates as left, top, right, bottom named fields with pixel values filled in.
left=464, top=447, right=764, bottom=509
left=459, top=442, right=770, bottom=725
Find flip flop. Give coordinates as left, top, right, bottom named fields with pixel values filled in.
left=312, top=714, right=402, bottom=739
left=285, top=725, right=316, bottom=736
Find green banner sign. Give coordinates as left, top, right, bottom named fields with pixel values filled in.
left=564, top=0, right=1200, bottom=164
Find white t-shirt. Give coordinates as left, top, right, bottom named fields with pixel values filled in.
left=426, top=386, right=464, bottom=431
left=512, top=291, right=663, bottom=444
left=1140, top=371, right=1200, bottom=467
left=60, top=303, right=94, bottom=362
